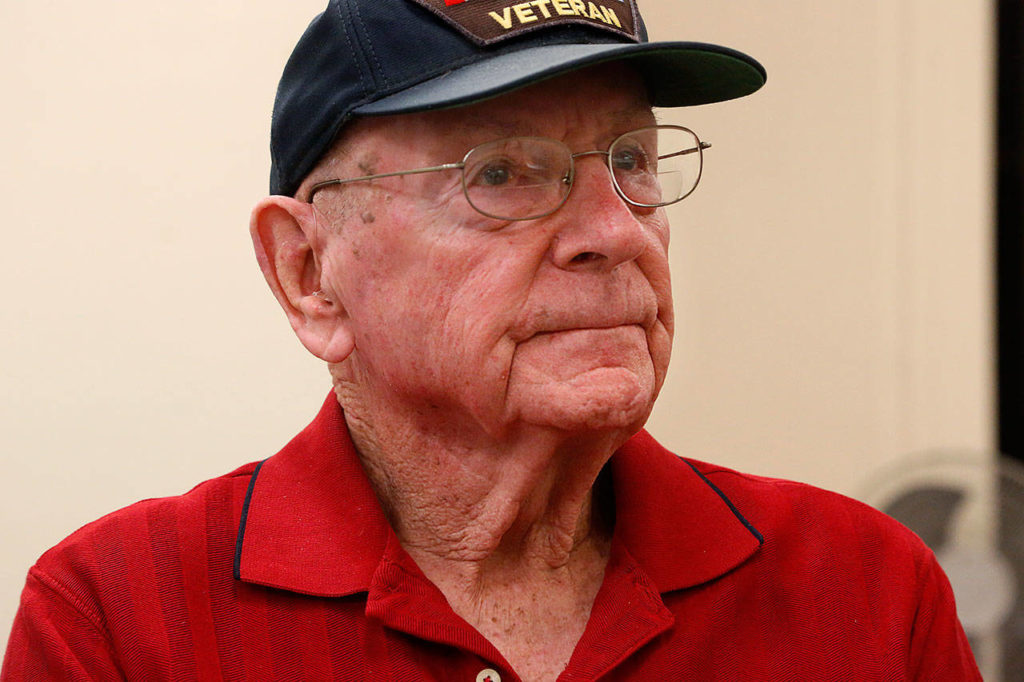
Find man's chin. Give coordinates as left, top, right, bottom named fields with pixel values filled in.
left=511, top=367, right=657, bottom=434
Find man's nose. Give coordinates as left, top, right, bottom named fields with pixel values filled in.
left=548, top=156, right=649, bottom=271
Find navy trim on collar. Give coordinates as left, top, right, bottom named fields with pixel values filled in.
left=608, top=430, right=763, bottom=593
left=683, top=459, right=765, bottom=545
left=233, top=458, right=266, bottom=581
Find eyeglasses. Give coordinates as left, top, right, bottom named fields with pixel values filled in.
left=306, top=125, right=709, bottom=221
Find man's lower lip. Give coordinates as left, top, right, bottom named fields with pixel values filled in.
left=531, top=324, right=643, bottom=337
left=518, top=325, right=648, bottom=348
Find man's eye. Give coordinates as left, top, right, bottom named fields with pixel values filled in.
left=611, top=144, right=653, bottom=173
left=478, top=163, right=512, bottom=186
left=466, top=155, right=557, bottom=190
left=465, top=157, right=521, bottom=188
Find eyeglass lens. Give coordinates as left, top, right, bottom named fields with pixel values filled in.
left=460, top=126, right=702, bottom=221
left=463, top=138, right=571, bottom=221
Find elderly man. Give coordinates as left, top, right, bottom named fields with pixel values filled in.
left=4, top=0, right=980, bottom=680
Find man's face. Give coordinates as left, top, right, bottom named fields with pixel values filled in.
left=312, top=67, right=674, bottom=442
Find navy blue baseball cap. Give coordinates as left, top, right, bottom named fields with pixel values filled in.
left=270, top=0, right=766, bottom=197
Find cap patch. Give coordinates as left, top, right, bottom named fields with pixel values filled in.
left=407, top=0, right=640, bottom=45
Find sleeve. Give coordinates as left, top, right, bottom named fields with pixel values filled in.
left=2, top=569, right=123, bottom=681
left=907, top=553, right=982, bottom=682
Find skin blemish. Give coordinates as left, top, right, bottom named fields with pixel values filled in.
left=361, top=211, right=376, bottom=224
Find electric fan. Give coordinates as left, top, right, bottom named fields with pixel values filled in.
left=861, top=452, right=1024, bottom=681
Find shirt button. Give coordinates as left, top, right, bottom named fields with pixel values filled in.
left=476, top=669, right=501, bottom=682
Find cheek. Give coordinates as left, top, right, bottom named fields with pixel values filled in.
left=639, top=216, right=674, bottom=381
left=323, top=197, right=550, bottom=389
left=648, top=262, right=673, bottom=332
left=429, top=264, right=532, bottom=357
left=346, top=247, right=532, bottom=372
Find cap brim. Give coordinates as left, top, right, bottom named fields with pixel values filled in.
left=354, top=41, right=766, bottom=116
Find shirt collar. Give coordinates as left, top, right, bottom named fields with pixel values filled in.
left=609, top=429, right=763, bottom=593
left=235, top=394, right=762, bottom=596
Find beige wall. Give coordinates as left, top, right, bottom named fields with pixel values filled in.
left=0, top=0, right=994, bottom=655
left=647, top=0, right=996, bottom=487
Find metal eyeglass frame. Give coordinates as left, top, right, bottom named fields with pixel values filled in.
left=305, top=124, right=710, bottom=221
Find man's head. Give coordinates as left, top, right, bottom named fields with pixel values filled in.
left=254, top=65, right=672, bottom=440
left=251, top=0, right=764, bottom=443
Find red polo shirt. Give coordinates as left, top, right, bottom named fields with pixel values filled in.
left=3, top=396, right=979, bottom=680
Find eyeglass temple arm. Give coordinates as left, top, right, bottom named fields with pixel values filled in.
left=659, top=141, right=711, bottom=161
left=306, top=162, right=464, bottom=203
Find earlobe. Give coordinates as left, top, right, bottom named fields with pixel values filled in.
left=249, top=196, right=355, bottom=363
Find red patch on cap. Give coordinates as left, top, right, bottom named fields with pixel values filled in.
left=407, top=0, right=640, bottom=46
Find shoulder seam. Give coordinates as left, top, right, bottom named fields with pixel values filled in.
left=698, top=465, right=823, bottom=493
left=27, top=566, right=113, bottom=642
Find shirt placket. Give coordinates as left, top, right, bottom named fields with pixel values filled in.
left=365, top=538, right=518, bottom=681
left=557, top=542, right=676, bottom=681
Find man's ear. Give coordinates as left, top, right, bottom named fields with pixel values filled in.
left=249, top=196, right=355, bottom=363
